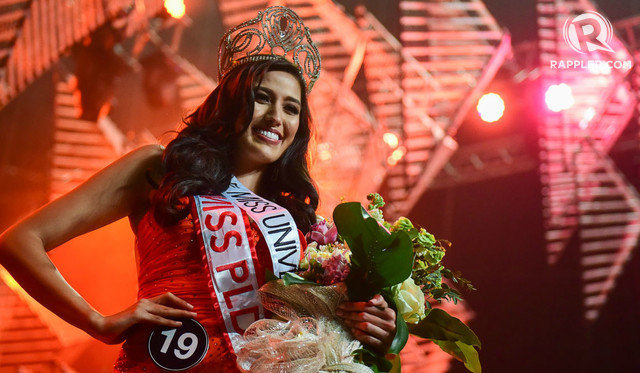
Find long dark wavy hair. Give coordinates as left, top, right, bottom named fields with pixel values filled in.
left=152, top=59, right=319, bottom=233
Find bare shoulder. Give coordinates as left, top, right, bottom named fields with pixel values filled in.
left=119, top=144, right=164, bottom=171
left=140, top=144, right=165, bottom=184
left=120, top=144, right=165, bottom=227
left=130, top=143, right=164, bottom=159
left=103, top=144, right=164, bottom=189
left=85, top=143, right=164, bottom=196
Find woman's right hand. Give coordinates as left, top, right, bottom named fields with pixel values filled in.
left=93, top=292, right=197, bottom=344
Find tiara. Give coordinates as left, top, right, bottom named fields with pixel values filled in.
left=218, top=6, right=321, bottom=92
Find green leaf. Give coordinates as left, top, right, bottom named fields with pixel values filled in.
left=431, top=339, right=465, bottom=362
left=388, top=310, right=409, bottom=354
left=379, top=288, right=408, bottom=355
left=333, top=202, right=413, bottom=301
left=432, top=340, right=481, bottom=373
left=408, top=309, right=481, bottom=347
left=458, top=341, right=482, bottom=373
left=281, top=272, right=318, bottom=286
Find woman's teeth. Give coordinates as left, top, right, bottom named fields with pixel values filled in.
left=256, top=129, right=280, bottom=141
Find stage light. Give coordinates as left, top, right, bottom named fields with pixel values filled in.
left=383, top=132, right=399, bottom=149
left=164, top=0, right=186, bottom=19
left=545, top=83, right=574, bottom=112
left=583, top=107, right=596, bottom=122
left=579, top=107, right=596, bottom=129
left=318, top=143, right=332, bottom=161
left=476, top=93, right=505, bottom=123
left=319, top=150, right=332, bottom=161
left=387, top=146, right=406, bottom=167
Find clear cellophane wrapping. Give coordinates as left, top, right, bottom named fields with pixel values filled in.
left=235, top=281, right=374, bottom=373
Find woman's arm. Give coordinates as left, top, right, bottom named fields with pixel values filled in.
left=0, top=144, right=195, bottom=344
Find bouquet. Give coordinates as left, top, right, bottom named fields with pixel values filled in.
left=236, top=194, right=480, bottom=373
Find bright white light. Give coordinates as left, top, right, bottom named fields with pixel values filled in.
left=476, top=93, right=505, bottom=123
left=545, top=84, right=574, bottom=112
left=583, top=107, right=596, bottom=121
left=579, top=107, right=596, bottom=129
left=164, top=0, right=186, bottom=19
left=317, top=143, right=332, bottom=161
left=387, top=146, right=406, bottom=167
left=319, top=150, right=332, bottom=161
left=383, top=132, right=399, bottom=149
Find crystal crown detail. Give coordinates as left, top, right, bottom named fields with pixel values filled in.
left=218, top=6, right=321, bottom=92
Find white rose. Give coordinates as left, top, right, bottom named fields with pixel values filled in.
left=392, top=277, right=426, bottom=324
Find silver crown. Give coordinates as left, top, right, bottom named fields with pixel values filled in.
left=218, top=6, right=321, bottom=92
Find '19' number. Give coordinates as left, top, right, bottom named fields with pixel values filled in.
left=159, top=329, right=199, bottom=359
left=148, top=318, right=208, bottom=370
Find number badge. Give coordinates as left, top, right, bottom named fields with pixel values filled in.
left=148, top=318, right=209, bottom=371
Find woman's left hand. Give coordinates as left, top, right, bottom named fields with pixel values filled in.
left=336, top=294, right=396, bottom=354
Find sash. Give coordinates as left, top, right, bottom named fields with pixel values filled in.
left=192, top=177, right=300, bottom=353
left=222, top=177, right=300, bottom=277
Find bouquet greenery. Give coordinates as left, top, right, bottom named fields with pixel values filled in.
left=290, top=193, right=481, bottom=373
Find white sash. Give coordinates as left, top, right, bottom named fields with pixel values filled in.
left=193, top=177, right=300, bottom=353
left=222, top=176, right=300, bottom=277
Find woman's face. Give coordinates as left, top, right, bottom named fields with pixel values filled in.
left=234, top=70, right=302, bottom=172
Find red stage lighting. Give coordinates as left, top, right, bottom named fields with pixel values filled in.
left=545, top=83, right=574, bottom=112
left=476, top=93, right=505, bottom=123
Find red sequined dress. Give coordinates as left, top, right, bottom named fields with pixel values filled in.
left=113, top=206, right=289, bottom=372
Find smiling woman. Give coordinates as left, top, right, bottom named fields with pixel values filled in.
left=0, top=6, right=398, bottom=373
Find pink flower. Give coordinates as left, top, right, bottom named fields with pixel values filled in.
left=320, top=254, right=350, bottom=285
left=305, top=219, right=338, bottom=245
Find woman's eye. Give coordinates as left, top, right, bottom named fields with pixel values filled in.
left=285, top=104, right=300, bottom=115
left=255, top=92, right=270, bottom=103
